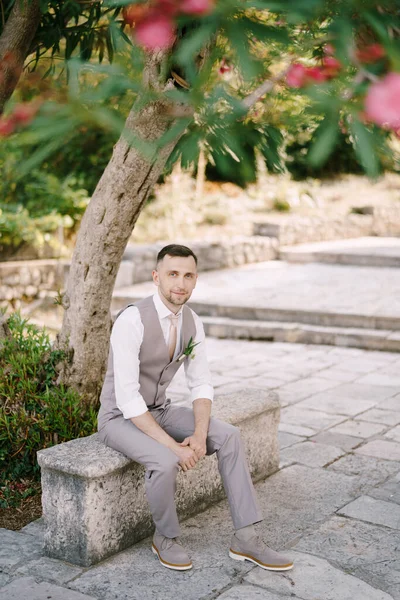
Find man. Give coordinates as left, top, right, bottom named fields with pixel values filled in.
left=98, top=244, right=293, bottom=572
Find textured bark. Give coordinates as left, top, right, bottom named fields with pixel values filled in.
left=0, top=0, right=41, bottom=113
left=56, top=90, right=187, bottom=404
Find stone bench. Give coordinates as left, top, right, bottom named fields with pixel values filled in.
left=37, top=389, right=280, bottom=567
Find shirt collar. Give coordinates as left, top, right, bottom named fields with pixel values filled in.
left=153, top=291, right=183, bottom=320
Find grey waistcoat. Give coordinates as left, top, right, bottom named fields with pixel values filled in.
left=97, top=296, right=196, bottom=429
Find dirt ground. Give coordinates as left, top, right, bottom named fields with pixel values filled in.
left=0, top=491, right=42, bottom=531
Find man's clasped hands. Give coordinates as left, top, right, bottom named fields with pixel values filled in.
left=174, top=432, right=207, bottom=471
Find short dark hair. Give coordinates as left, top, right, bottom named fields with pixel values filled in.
left=156, top=244, right=198, bottom=266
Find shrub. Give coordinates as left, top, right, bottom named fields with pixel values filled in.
left=0, top=314, right=98, bottom=507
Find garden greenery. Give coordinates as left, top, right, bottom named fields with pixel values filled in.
left=0, top=313, right=98, bottom=507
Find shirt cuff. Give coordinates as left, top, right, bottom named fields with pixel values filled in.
left=190, top=384, right=214, bottom=403
left=118, top=399, right=149, bottom=420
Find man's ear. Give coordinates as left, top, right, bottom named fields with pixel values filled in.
left=152, top=269, right=159, bottom=286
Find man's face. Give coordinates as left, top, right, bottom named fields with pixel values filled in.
left=152, top=254, right=198, bottom=311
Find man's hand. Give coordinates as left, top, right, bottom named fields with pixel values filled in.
left=173, top=444, right=199, bottom=472
left=180, top=433, right=207, bottom=460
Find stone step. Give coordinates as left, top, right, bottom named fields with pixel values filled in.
left=201, top=316, right=400, bottom=352
left=37, top=389, right=279, bottom=567
left=111, top=293, right=400, bottom=332
left=279, top=237, right=400, bottom=268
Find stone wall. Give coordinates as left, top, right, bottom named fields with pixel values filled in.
left=115, top=236, right=279, bottom=289
left=0, top=236, right=279, bottom=302
left=0, top=260, right=69, bottom=304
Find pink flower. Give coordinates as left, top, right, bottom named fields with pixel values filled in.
left=323, top=44, right=335, bottom=56
left=218, top=58, right=231, bottom=74
left=12, top=102, right=39, bottom=125
left=157, top=0, right=179, bottom=16
left=0, top=117, right=15, bottom=136
left=322, top=56, right=341, bottom=78
left=180, top=0, right=213, bottom=15
left=122, top=3, right=150, bottom=27
left=286, top=63, right=327, bottom=88
left=306, top=67, right=327, bottom=83
left=364, top=73, right=400, bottom=130
left=286, top=63, right=308, bottom=88
left=356, top=43, right=385, bottom=64
left=134, top=13, right=176, bottom=49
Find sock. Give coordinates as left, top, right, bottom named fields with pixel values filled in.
left=235, top=524, right=257, bottom=542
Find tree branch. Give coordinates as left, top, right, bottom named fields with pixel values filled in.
left=242, top=64, right=291, bottom=110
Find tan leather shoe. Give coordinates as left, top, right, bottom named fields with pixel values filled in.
left=229, top=533, right=293, bottom=571
left=152, top=532, right=193, bottom=571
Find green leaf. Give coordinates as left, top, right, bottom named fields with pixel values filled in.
left=307, top=118, right=339, bottom=167
left=175, top=21, right=217, bottom=68
left=239, top=17, right=290, bottom=44
left=349, top=119, right=380, bottom=178
left=225, top=20, right=263, bottom=82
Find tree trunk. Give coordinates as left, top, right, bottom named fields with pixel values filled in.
left=0, top=0, right=41, bottom=113
left=56, top=92, right=188, bottom=404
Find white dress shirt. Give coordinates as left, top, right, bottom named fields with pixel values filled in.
left=110, top=292, right=214, bottom=419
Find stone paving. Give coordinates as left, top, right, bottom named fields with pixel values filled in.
left=1, top=339, right=400, bottom=599
left=113, top=259, right=400, bottom=322
left=280, top=236, right=400, bottom=267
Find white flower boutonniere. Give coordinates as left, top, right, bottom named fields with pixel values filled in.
left=178, top=336, right=200, bottom=361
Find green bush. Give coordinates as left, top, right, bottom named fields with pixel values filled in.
left=0, top=314, right=98, bottom=507
left=0, top=139, right=90, bottom=255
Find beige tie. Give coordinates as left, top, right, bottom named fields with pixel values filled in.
left=168, top=314, right=180, bottom=361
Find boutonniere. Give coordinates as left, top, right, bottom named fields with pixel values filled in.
left=178, top=336, right=200, bottom=361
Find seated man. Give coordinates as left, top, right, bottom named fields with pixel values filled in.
left=97, top=243, right=293, bottom=572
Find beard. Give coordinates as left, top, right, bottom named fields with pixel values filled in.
left=158, top=284, right=191, bottom=307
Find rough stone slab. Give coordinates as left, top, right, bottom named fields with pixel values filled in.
left=309, top=431, right=363, bottom=451
left=19, top=517, right=45, bottom=539
left=272, top=377, right=341, bottom=403
left=385, top=425, right=400, bottom=443
left=317, top=367, right=360, bottom=382
left=338, top=495, right=400, bottom=529
left=335, top=357, right=398, bottom=373
left=280, top=406, right=346, bottom=430
left=69, top=503, right=253, bottom=600
left=0, top=529, right=43, bottom=573
left=216, top=585, right=285, bottom=600
left=69, top=465, right=356, bottom=600
left=278, top=432, right=306, bottom=449
left=38, top=389, right=280, bottom=566
left=356, top=439, right=400, bottom=461
left=357, top=408, right=400, bottom=426
left=296, top=514, right=400, bottom=567
left=327, top=454, right=400, bottom=491
left=0, top=577, right=96, bottom=600
left=329, top=419, right=387, bottom=438
left=280, top=441, right=345, bottom=469
left=0, top=575, right=8, bottom=588
left=13, top=557, right=83, bottom=585
left=295, top=515, right=400, bottom=598
left=356, top=372, right=400, bottom=388
left=278, top=423, right=317, bottom=437
left=298, top=390, right=379, bottom=416
left=380, top=394, right=400, bottom=411
left=245, top=551, right=393, bottom=600
left=368, top=472, right=400, bottom=505
left=251, top=465, right=360, bottom=549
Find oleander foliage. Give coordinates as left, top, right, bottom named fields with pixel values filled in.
left=0, top=314, right=97, bottom=507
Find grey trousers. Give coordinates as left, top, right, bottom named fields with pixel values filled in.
left=97, top=403, right=263, bottom=538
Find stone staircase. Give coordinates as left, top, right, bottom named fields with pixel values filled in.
left=111, top=237, right=400, bottom=353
